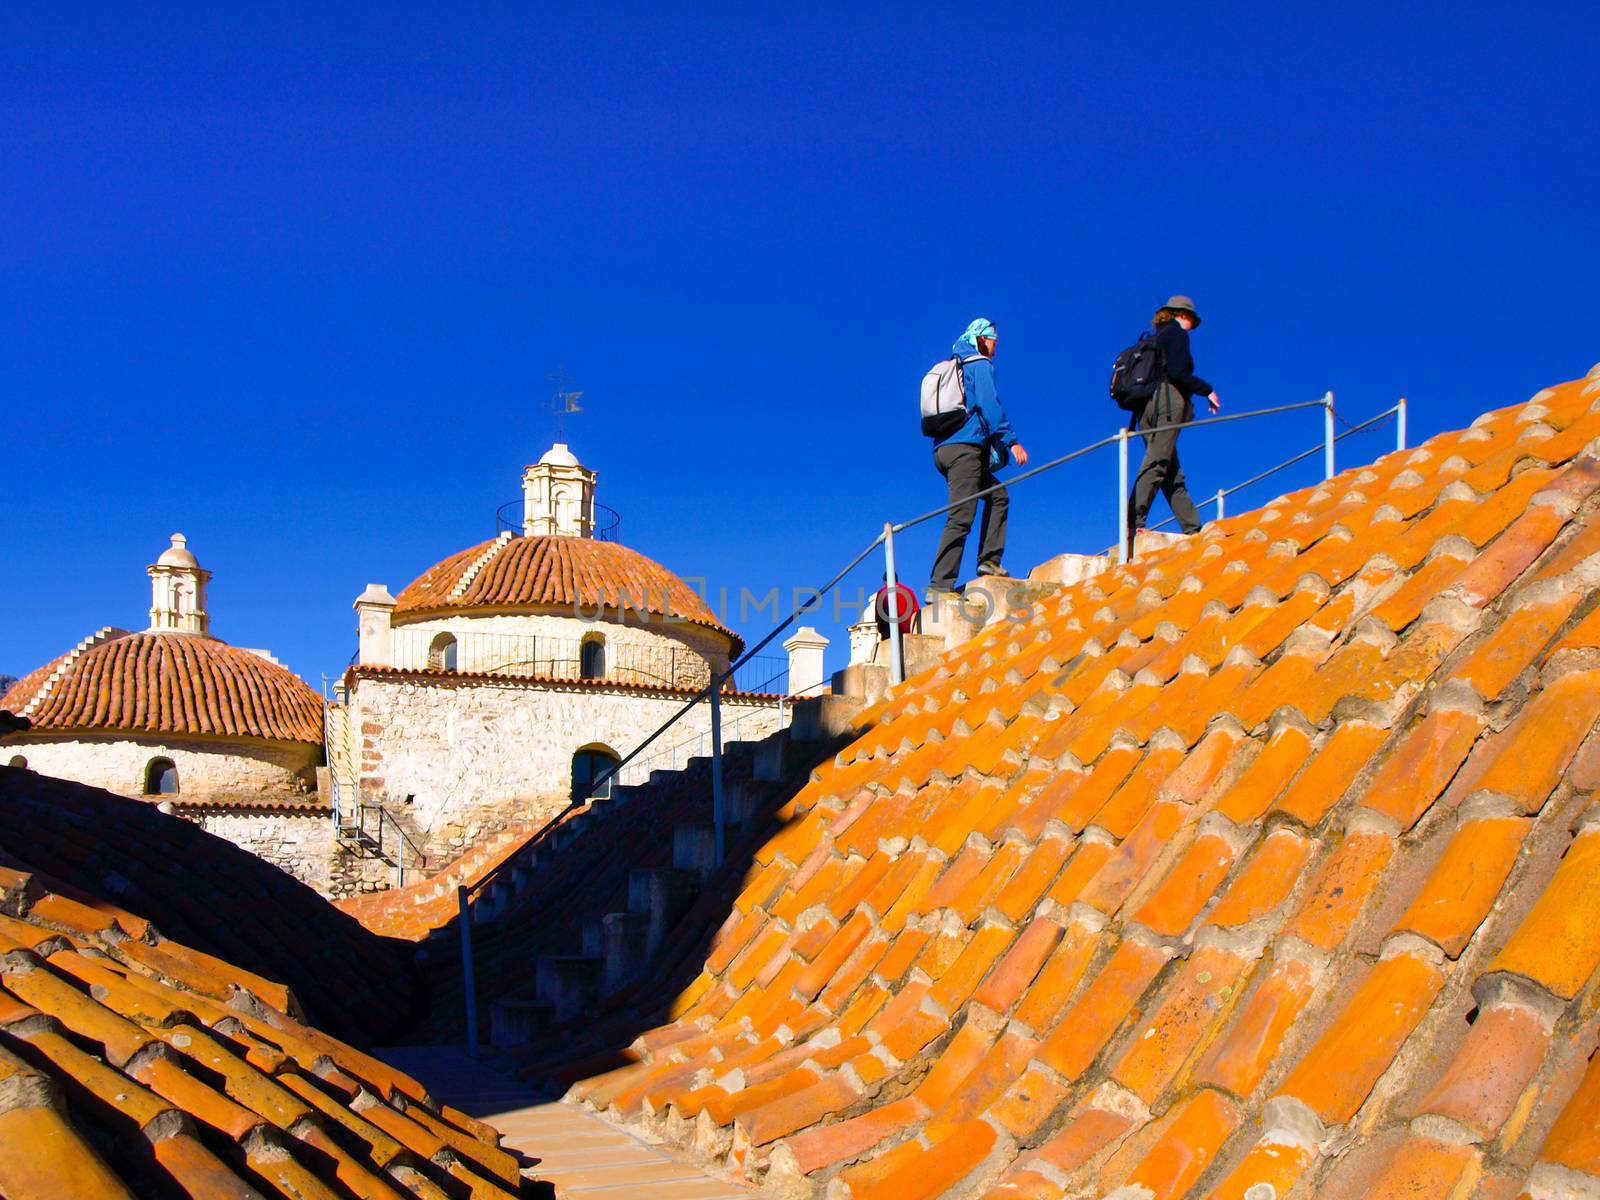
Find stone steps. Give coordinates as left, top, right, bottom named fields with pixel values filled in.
left=478, top=699, right=863, bottom=1055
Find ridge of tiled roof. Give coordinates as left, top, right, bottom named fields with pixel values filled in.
left=3, top=631, right=323, bottom=745
left=393, top=533, right=744, bottom=654
left=0, top=770, right=411, bottom=1047
left=0, top=627, right=126, bottom=718
left=0, top=853, right=530, bottom=1199
left=563, top=369, right=1600, bottom=1199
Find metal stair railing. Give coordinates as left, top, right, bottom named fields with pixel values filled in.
left=453, top=390, right=1407, bottom=1056
left=338, top=801, right=428, bottom=888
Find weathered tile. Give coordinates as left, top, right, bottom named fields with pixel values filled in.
left=1275, top=949, right=1445, bottom=1125
left=1487, top=827, right=1600, bottom=999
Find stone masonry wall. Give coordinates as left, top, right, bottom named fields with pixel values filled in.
left=4, top=734, right=318, bottom=799
left=185, top=810, right=340, bottom=894
left=350, top=673, right=783, bottom=864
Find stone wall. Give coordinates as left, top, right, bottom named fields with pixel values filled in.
left=348, top=671, right=785, bottom=863
left=184, top=809, right=340, bottom=893
left=2, top=734, right=318, bottom=800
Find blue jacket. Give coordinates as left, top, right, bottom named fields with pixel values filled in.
left=933, top=342, right=1018, bottom=452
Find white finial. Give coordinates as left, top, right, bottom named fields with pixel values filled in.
left=148, top=533, right=211, bottom=634
left=522, top=446, right=597, bottom=538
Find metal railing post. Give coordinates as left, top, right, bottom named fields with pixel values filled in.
left=709, top=682, right=727, bottom=867
left=1216, top=487, right=1226, bottom=520
left=1397, top=396, right=1408, bottom=451
left=458, top=886, right=479, bottom=1058
left=1323, top=391, right=1336, bottom=480
left=883, top=523, right=906, bottom=685
left=1117, top=429, right=1130, bottom=563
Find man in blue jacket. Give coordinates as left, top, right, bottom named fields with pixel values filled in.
left=929, top=318, right=1029, bottom=593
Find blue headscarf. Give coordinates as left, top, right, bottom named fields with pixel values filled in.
left=957, top=318, right=997, bottom=350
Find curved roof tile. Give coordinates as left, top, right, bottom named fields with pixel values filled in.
left=1, top=632, right=323, bottom=745
left=546, top=369, right=1600, bottom=1199
left=393, top=533, right=741, bottom=651
left=0, top=853, right=526, bottom=1197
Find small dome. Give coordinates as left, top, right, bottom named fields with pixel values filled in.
left=1, top=632, right=323, bottom=745
left=156, top=533, right=200, bottom=569
left=394, top=535, right=741, bottom=653
left=537, top=443, right=582, bottom=468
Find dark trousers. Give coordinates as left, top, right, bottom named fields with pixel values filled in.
left=1129, top=383, right=1202, bottom=535
left=930, top=443, right=1008, bottom=590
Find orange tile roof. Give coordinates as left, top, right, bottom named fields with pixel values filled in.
left=393, top=532, right=743, bottom=652
left=560, top=370, right=1600, bottom=1198
left=0, top=769, right=412, bottom=1047
left=2, top=632, right=323, bottom=745
left=0, top=777, right=531, bottom=1198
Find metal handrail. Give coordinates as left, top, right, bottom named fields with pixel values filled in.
left=891, top=398, right=1332, bottom=535
left=495, top=499, right=622, bottom=540
left=1143, top=403, right=1402, bottom=535
left=342, top=800, right=429, bottom=888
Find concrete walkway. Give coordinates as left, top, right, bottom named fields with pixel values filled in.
left=377, top=1045, right=755, bottom=1198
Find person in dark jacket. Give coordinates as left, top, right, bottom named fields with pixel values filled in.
left=929, top=318, right=1030, bottom=593
left=1127, top=295, right=1221, bottom=550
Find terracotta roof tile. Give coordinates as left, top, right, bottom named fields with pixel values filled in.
left=393, top=532, right=741, bottom=651
left=0, top=770, right=407, bottom=1044
left=0, top=854, right=532, bottom=1198
left=4, top=631, right=322, bottom=744
left=546, top=371, right=1600, bottom=1198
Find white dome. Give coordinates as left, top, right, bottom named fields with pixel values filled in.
left=537, top=443, right=581, bottom=467
left=156, top=533, right=200, bottom=569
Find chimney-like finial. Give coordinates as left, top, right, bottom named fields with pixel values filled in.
left=522, top=445, right=597, bottom=538
left=147, top=533, right=212, bottom=635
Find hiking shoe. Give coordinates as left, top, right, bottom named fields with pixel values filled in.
left=976, top=561, right=1005, bottom=576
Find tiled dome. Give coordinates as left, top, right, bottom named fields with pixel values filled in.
left=394, top=533, right=741, bottom=651
left=1, top=631, right=323, bottom=745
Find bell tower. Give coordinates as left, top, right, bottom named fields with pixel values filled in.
left=522, top=444, right=597, bottom=538
left=147, top=533, right=211, bottom=635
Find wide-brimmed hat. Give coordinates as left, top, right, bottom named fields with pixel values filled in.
left=1158, top=295, right=1201, bottom=327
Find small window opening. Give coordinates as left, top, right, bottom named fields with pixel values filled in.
left=428, top=633, right=459, bottom=671
left=572, top=747, right=620, bottom=802
left=580, top=636, right=605, bottom=680
left=144, top=757, right=179, bottom=795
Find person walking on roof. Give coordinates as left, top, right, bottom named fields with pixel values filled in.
left=1127, top=295, right=1221, bottom=549
left=928, top=318, right=1029, bottom=593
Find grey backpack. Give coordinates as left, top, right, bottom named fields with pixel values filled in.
left=920, top=354, right=981, bottom=438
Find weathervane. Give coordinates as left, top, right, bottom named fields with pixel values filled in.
left=550, top=365, right=585, bottom=441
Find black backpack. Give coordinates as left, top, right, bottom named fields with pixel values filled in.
left=1109, top=332, right=1164, bottom=411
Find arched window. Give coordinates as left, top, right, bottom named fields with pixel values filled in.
left=580, top=636, right=605, bottom=680
left=428, top=633, right=459, bottom=671
left=6, top=755, right=25, bottom=770
left=144, top=757, right=179, bottom=795
left=571, top=746, right=620, bottom=803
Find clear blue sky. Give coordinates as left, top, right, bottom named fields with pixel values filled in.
left=4, top=3, right=1598, bottom=691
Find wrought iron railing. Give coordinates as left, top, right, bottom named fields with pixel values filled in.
left=495, top=499, right=622, bottom=541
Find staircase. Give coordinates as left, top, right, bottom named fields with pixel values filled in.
left=337, top=820, right=539, bottom=935
left=408, top=695, right=864, bottom=1069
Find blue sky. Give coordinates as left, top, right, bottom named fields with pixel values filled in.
left=4, top=3, right=1598, bottom=690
